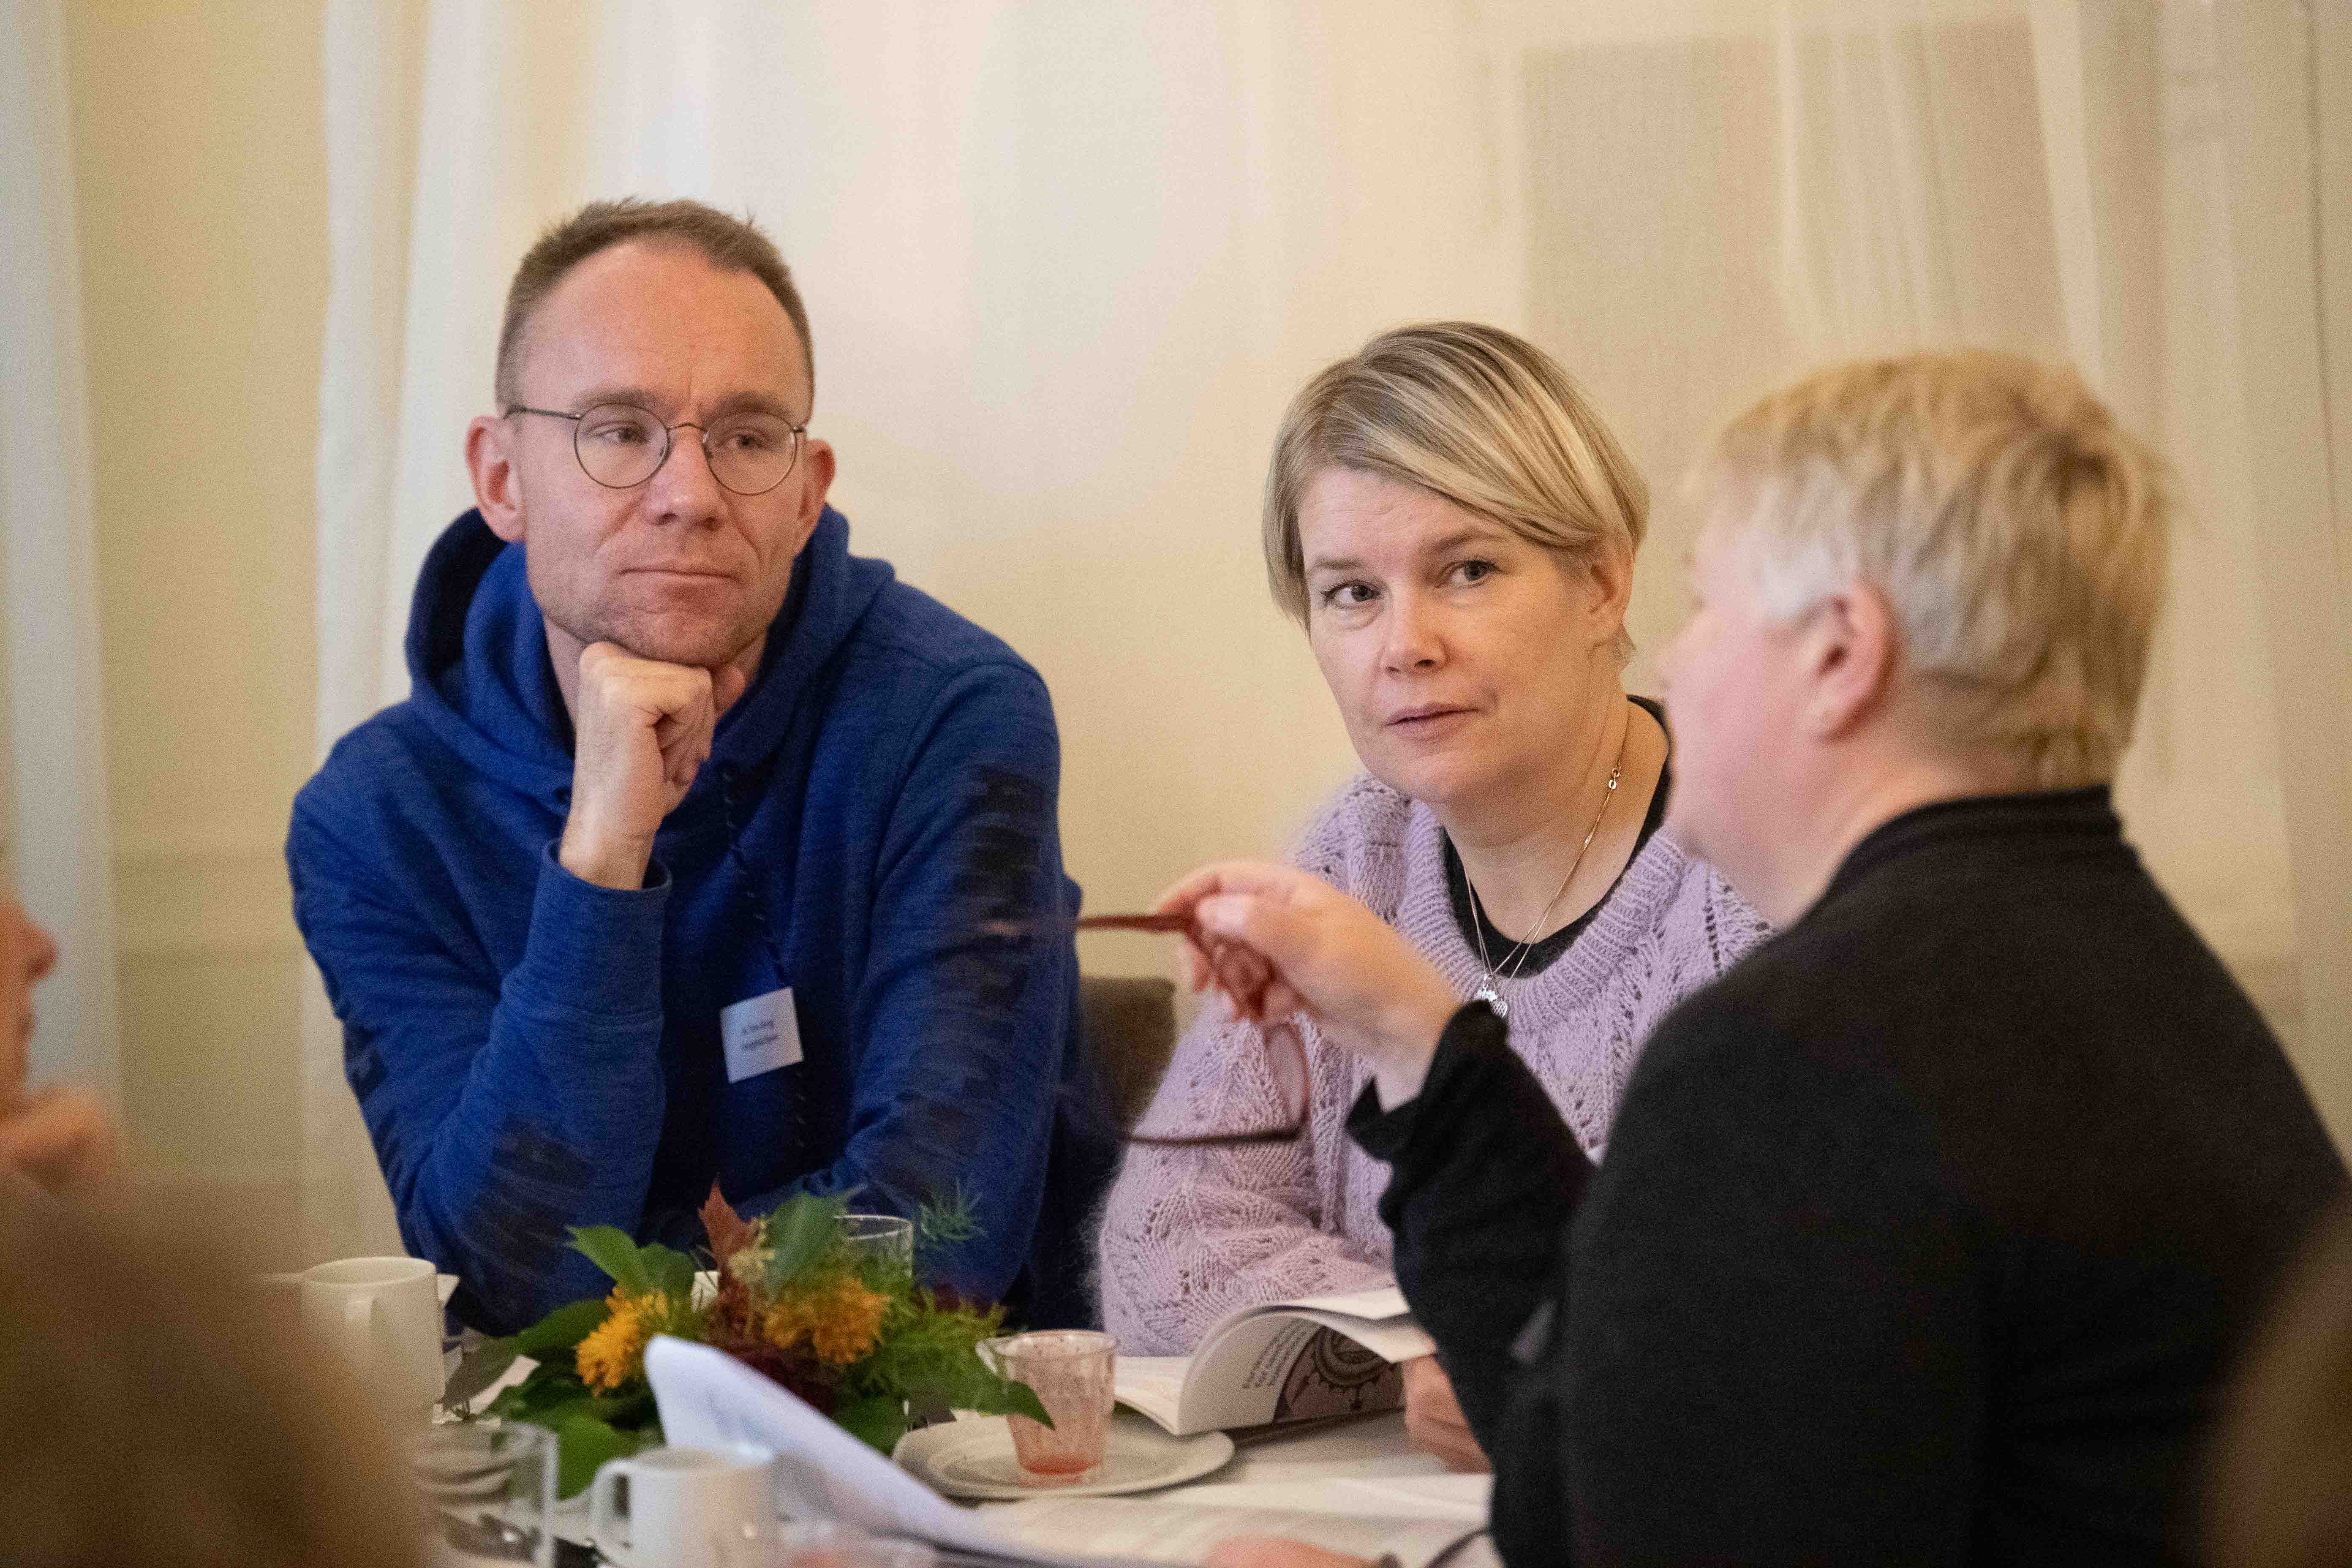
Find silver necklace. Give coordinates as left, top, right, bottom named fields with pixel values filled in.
left=1466, top=716, right=1630, bottom=1019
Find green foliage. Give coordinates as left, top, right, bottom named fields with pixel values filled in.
left=443, top=1297, right=615, bottom=1411
left=517, top=1297, right=615, bottom=1355
left=551, top=1412, right=660, bottom=1498
left=482, top=1366, right=657, bottom=1433
left=481, top=1361, right=663, bottom=1497
left=567, top=1226, right=654, bottom=1294
left=840, top=1290, right=1051, bottom=1435
left=833, top=1394, right=908, bottom=1454
left=441, top=1341, right=519, bottom=1412
left=458, top=1190, right=1038, bottom=1476
left=568, top=1226, right=695, bottom=1301
left=759, top=1192, right=852, bottom=1294
left=915, top=1186, right=981, bottom=1249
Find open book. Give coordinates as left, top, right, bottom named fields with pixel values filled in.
left=645, top=1336, right=1478, bottom=1568
left=1114, top=1286, right=1437, bottom=1437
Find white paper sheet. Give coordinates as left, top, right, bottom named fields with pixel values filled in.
left=645, top=1337, right=1484, bottom=1568
left=647, top=1337, right=1098, bottom=1565
left=978, top=1498, right=1475, bottom=1568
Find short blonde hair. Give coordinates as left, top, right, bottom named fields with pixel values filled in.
left=1694, top=351, right=2168, bottom=789
left=1263, top=322, right=1649, bottom=663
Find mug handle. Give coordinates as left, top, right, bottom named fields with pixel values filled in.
left=590, top=1458, right=639, bottom=1567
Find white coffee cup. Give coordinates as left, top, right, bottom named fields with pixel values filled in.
left=592, top=1443, right=777, bottom=1568
left=300, top=1255, right=443, bottom=1427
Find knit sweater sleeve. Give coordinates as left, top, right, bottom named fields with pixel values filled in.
left=1096, top=779, right=1405, bottom=1354
left=1095, top=1007, right=1394, bottom=1354
left=287, top=803, right=670, bottom=1334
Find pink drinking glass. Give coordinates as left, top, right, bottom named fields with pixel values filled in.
left=977, top=1330, right=1117, bottom=1484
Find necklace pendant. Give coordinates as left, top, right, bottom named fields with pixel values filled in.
left=1473, top=982, right=1508, bottom=1019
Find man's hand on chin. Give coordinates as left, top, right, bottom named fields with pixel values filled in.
left=558, top=642, right=751, bottom=890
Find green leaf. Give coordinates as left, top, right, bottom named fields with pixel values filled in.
left=441, top=1339, right=520, bottom=1411
left=514, top=1298, right=613, bottom=1356
left=587, top=1386, right=658, bottom=1426
left=550, top=1413, right=653, bottom=1499
left=833, top=1394, right=908, bottom=1455
left=760, top=1192, right=852, bottom=1292
left=1000, top=1378, right=1053, bottom=1427
left=569, top=1226, right=655, bottom=1295
left=485, top=1369, right=592, bottom=1426
left=639, top=1243, right=698, bottom=1304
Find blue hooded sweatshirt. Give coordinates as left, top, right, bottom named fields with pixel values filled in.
left=289, top=506, right=1115, bottom=1333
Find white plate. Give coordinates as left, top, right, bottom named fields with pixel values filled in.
left=894, top=1411, right=1234, bottom=1501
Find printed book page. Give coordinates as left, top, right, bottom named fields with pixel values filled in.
left=1271, top=1285, right=1410, bottom=1320
left=1113, top=1288, right=1436, bottom=1435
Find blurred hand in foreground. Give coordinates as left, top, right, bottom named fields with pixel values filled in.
left=1203, top=1538, right=1374, bottom=1568
left=3, top=892, right=120, bottom=1198
left=0, top=1086, right=118, bottom=1198
left=1154, top=860, right=1462, bottom=1106
left=1402, top=1354, right=1492, bottom=1472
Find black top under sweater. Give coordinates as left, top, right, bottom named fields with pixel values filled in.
left=1442, top=695, right=1674, bottom=977
left=1352, top=788, right=2347, bottom=1567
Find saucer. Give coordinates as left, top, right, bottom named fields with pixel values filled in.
left=894, top=1412, right=1234, bottom=1501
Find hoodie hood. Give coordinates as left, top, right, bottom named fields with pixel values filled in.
left=403, top=506, right=893, bottom=814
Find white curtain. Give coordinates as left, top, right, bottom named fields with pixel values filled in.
left=306, top=0, right=1518, bottom=1260
left=1, top=0, right=120, bottom=1106
left=1771, top=0, right=2349, bottom=1131
left=309, top=0, right=2350, bottom=1256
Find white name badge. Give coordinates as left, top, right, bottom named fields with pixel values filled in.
left=719, top=987, right=804, bottom=1083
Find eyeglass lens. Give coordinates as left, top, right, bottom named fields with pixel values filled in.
left=572, top=402, right=800, bottom=495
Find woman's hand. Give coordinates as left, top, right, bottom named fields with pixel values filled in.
left=1155, top=861, right=1462, bottom=1106
left=1401, top=1355, right=1491, bottom=1472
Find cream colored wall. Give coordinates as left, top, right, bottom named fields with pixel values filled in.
left=65, top=0, right=323, bottom=1260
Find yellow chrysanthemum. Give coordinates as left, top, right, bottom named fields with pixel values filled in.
left=577, top=1289, right=659, bottom=1392
left=760, top=1275, right=890, bottom=1366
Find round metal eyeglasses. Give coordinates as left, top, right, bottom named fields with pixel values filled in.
left=506, top=401, right=807, bottom=496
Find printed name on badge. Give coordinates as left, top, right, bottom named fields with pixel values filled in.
left=720, top=987, right=803, bottom=1083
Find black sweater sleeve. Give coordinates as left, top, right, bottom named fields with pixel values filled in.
left=1348, top=1003, right=1591, bottom=1452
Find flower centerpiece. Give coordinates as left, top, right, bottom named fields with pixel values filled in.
left=444, top=1187, right=1049, bottom=1495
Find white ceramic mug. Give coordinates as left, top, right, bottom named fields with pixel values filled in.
left=301, top=1255, right=443, bottom=1426
left=591, top=1443, right=777, bottom=1568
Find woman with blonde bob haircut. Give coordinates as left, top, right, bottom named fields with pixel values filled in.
left=1097, top=323, right=1763, bottom=1467
left=1156, top=350, right=2342, bottom=1565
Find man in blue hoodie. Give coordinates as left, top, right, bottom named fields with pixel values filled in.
left=289, top=199, right=1112, bottom=1334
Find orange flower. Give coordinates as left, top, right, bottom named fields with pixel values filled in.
left=760, top=1274, right=889, bottom=1366
left=577, top=1289, right=659, bottom=1392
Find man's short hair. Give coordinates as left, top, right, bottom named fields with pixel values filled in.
left=494, top=197, right=813, bottom=408
left=1263, top=321, right=1649, bottom=665
left=1694, top=350, right=2169, bottom=789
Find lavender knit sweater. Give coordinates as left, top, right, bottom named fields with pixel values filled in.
left=1097, top=770, right=1769, bottom=1354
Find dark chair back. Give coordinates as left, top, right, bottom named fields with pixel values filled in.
left=1080, top=974, right=1179, bottom=1132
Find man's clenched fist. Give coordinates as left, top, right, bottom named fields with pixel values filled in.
left=558, top=642, right=750, bottom=890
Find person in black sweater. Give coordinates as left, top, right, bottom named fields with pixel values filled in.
left=1172, top=353, right=2347, bottom=1567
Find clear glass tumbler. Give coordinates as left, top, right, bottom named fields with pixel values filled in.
left=977, top=1329, right=1118, bottom=1484
left=408, top=1421, right=557, bottom=1567
left=835, top=1213, right=915, bottom=1269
